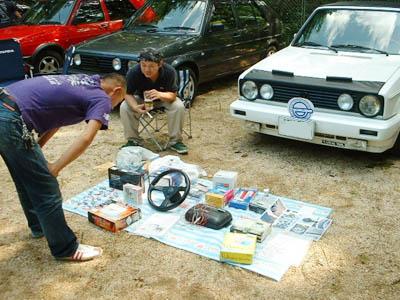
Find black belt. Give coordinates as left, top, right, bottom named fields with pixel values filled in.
left=0, top=88, right=21, bottom=113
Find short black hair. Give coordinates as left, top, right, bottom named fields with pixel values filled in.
left=138, top=48, right=163, bottom=63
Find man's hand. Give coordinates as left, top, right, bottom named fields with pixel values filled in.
left=146, top=89, right=161, bottom=101
left=135, top=103, right=148, bottom=113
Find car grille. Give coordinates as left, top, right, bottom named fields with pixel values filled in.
left=71, top=55, right=128, bottom=75
left=245, top=81, right=383, bottom=116
left=271, top=83, right=359, bottom=111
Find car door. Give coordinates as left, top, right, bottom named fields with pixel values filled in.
left=103, top=0, right=139, bottom=31
left=197, top=0, right=240, bottom=81
left=232, top=0, right=270, bottom=70
left=67, top=0, right=110, bottom=46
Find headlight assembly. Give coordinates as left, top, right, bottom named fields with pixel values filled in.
left=241, top=80, right=258, bottom=100
left=359, top=95, right=381, bottom=117
left=337, top=93, right=353, bottom=111
left=112, top=58, right=122, bottom=71
left=260, top=84, right=274, bottom=100
left=73, top=54, right=81, bottom=66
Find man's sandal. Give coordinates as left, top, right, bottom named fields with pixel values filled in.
left=57, top=244, right=103, bottom=262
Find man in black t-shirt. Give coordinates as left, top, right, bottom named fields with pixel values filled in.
left=120, top=48, right=188, bottom=154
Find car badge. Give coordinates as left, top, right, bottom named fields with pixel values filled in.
left=288, top=97, right=314, bottom=120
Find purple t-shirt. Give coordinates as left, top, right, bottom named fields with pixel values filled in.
left=6, top=74, right=111, bottom=135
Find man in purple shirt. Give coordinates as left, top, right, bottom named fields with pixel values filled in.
left=0, top=73, right=126, bottom=261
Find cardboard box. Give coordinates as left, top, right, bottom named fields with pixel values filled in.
left=212, top=170, right=238, bottom=189
left=123, top=183, right=143, bottom=206
left=230, top=218, right=272, bottom=242
left=88, top=203, right=141, bottom=232
left=220, top=232, right=257, bottom=264
left=229, top=188, right=258, bottom=210
left=108, top=166, right=145, bottom=191
left=205, top=187, right=234, bottom=208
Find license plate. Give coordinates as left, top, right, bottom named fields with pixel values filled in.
left=278, top=116, right=314, bottom=140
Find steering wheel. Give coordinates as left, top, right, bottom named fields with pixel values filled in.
left=147, top=168, right=191, bottom=212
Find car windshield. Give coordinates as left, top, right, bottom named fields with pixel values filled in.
left=127, top=0, right=206, bottom=33
left=294, top=8, right=400, bottom=55
left=23, top=0, right=75, bottom=25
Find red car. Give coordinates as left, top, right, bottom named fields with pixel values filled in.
left=0, top=0, right=145, bottom=74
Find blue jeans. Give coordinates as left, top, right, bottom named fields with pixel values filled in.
left=0, top=96, right=78, bottom=258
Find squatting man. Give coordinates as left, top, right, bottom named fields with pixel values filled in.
left=0, top=73, right=126, bottom=261
left=120, top=47, right=189, bottom=154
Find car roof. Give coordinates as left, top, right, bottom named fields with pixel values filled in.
left=322, top=1, right=400, bottom=9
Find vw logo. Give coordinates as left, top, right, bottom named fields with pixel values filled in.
left=288, top=97, right=314, bottom=120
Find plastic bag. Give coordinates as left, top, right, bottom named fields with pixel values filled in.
left=116, top=146, right=159, bottom=171
left=149, top=155, right=207, bottom=181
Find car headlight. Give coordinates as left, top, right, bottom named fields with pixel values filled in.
left=359, top=95, right=381, bottom=117
left=260, top=84, right=274, bottom=100
left=128, top=60, right=138, bottom=69
left=73, top=54, right=81, bottom=66
left=112, top=58, right=122, bottom=71
left=241, top=80, right=258, bottom=100
left=337, top=93, right=353, bottom=111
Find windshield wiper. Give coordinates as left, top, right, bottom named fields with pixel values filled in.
left=295, top=41, right=338, bottom=53
left=331, top=44, right=389, bottom=56
left=162, top=26, right=195, bottom=31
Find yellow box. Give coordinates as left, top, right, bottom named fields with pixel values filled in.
left=220, top=232, right=257, bottom=265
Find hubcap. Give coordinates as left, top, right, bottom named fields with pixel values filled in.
left=39, top=56, right=60, bottom=74
left=267, top=47, right=277, bottom=57
left=183, top=74, right=195, bottom=101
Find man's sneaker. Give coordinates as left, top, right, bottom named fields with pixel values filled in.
left=170, top=141, right=188, bottom=154
left=120, top=140, right=142, bottom=149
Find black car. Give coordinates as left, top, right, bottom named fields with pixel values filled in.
left=68, top=0, right=282, bottom=101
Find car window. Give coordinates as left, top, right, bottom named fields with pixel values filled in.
left=295, top=9, right=400, bottom=55
left=104, top=0, right=135, bottom=21
left=23, top=0, right=75, bottom=25
left=235, top=0, right=267, bottom=28
left=73, top=0, right=104, bottom=24
left=128, top=0, right=206, bottom=33
left=210, top=1, right=236, bottom=31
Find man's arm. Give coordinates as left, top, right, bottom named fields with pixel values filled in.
left=125, top=94, right=147, bottom=113
left=47, top=120, right=102, bottom=177
left=37, top=128, right=59, bottom=148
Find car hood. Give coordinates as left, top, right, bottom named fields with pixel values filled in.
left=0, top=25, right=55, bottom=41
left=76, top=31, right=196, bottom=56
left=247, top=46, right=400, bottom=82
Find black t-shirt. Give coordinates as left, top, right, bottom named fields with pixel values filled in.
left=126, top=63, right=178, bottom=100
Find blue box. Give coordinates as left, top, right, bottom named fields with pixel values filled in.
left=228, top=188, right=258, bottom=210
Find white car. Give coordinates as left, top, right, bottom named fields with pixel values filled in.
left=230, top=2, right=400, bottom=153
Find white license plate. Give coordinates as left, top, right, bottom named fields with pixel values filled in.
left=278, top=116, right=314, bottom=140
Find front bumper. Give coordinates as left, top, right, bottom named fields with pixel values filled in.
left=230, top=99, right=400, bottom=153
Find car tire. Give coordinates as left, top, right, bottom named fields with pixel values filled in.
left=34, top=50, right=63, bottom=74
left=177, top=67, right=197, bottom=105
left=266, top=45, right=277, bottom=57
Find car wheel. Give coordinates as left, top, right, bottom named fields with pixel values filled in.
left=35, top=50, right=63, bottom=74
left=266, top=45, right=277, bottom=57
left=177, top=67, right=197, bottom=105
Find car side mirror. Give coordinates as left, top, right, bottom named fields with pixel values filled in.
left=209, top=22, right=224, bottom=33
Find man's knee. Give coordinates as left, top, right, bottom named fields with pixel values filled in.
left=170, top=98, right=185, bottom=112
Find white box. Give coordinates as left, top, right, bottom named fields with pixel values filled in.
left=212, top=170, right=238, bottom=189
left=123, top=183, right=143, bottom=206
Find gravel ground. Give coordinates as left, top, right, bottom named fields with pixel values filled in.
left=0, top=75, right=399, bottom=299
